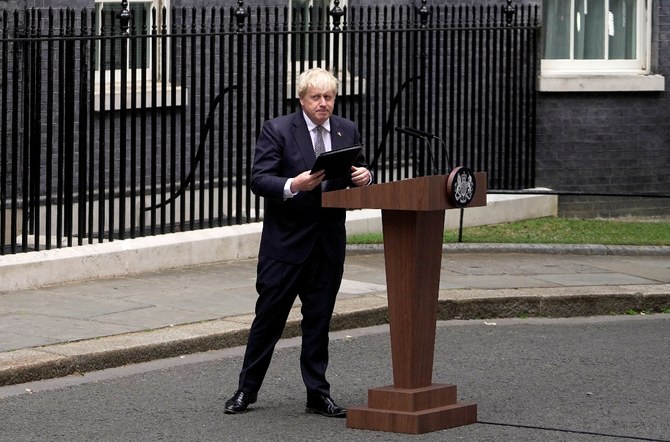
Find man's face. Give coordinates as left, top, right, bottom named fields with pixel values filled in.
left=299, top=86, right=336, bottom=126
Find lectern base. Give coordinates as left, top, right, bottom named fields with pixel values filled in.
left=346, top=384, right=477, bottom=434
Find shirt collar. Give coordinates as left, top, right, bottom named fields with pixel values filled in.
left=303, top=112, right=331, bottom=134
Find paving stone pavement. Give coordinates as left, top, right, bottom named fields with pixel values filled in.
left=0, top=243, right=669, bottom=386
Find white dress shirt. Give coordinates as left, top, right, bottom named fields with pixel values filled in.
left=283, top=113, right=332, bottom=199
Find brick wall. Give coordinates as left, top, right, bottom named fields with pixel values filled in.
left=533, top=0, right=670, bottom=218
left=535, top=91, right=670, bottom=218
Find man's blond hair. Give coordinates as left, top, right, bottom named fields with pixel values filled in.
left=296, top=68, right=338, bottom=98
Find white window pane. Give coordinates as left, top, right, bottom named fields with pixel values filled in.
left=95, top=1, right=154, bottom=71
left=609, top=0, right=637, bottom=59
left=290, top=0, right=330, bottom=63
left=542, top=0, right=571, bottom=59
left=574, top=0, right=605, bottom=60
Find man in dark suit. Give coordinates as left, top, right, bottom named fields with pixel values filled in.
left=224, top=68, right=372, bottom=417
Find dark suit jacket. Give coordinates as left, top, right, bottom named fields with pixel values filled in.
left=250, top=111, right=367, bottom=265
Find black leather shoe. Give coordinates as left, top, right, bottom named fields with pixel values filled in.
left=306, top=395, right=347, bottom=418
left=224, top=390, right=257, bottom=414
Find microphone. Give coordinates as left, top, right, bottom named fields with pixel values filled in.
left=395, top=127, right=453, bottom=173
left=396, top=126, right=433, bottom=139
left=394, top=126, right=437, bottom=175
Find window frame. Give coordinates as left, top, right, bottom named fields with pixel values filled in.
left=539, top=0, right=664, bottom=92
left=94, top=0, right=155, bottom=72
left=287, top=0, right=345, bottom=71
left=93, top=0, right=183, bottom=110
left=286, top=0, right=365, bottom=96
left=94, top=0, right=165, bottom=81
left=541, top=0, right=649, bottom=73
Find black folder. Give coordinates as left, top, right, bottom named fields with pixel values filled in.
left=310, top=144, right=363, bottom=180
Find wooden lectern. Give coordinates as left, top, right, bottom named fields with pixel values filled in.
left=322, top=173, right=486, bottom=434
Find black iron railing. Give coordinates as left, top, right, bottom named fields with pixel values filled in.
left=0, top=0, right=539, bottom=254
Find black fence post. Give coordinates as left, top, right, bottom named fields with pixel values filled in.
left=0, top=4, right=547, bottom=255
left=21, top=9, right=31, bottom=251
left=330, top=0, right=343, bottom=30
left=118, top=0, right=132, bottom=36
left=502, top=0, right=516, bottom=189
left=504, top=0, right=517, bottom=26
left=235, top=0, right=247, bottom=225
left=29, top=8, right=42, bottom=250
left=64, top=8, right=76, bottom=247
left=78, top=9, right=89, bottom=246
left=330, top=0, right=343, bottom=76
left=117, top=0, right=131, bottom=239
left=0, top=10, right=7, bottom=254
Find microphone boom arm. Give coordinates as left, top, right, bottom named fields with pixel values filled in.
left=395, top=127, right=437, bottom=175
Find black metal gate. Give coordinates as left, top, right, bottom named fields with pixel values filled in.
left=0, top=1, right=539, bottom=254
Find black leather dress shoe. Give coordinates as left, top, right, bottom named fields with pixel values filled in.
left=305, top=395, right=347, bottom=418
left=224, top=390, right=257, bottom=414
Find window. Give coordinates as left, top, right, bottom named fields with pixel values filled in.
left=540, top=0, right=664, bottom=91
left=287, top=0, right=364, bottom=95
left=291, top=0, right=328, bottom=61
left=93, top=0, right=183, bottom=110
left=289, top=0, right=342, bottom=71
left=95, top=0, right=155, bottom=72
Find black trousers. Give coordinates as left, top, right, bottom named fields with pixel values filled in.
left=237, top=241, right=344, bottom=397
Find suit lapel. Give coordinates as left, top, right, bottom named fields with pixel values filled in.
left=291, top=112, right=316, bottom=169
left=329, top=117, right=346, bottom=150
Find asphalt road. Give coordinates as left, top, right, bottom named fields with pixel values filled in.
left=0, top=315, right=668, bottom=442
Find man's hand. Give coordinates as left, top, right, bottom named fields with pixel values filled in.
left=291, top=170, right=326, bottom=193
left=351, top=166, right=372, bottom=187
